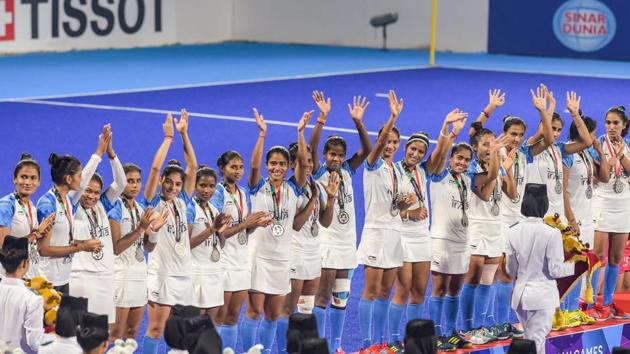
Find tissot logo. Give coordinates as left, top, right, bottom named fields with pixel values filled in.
left=0, top=0, right=15, bottom=41
left=18, top=0, right=162, bottom=39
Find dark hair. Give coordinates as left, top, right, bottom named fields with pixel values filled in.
left=404, top=319, right=438, bottom=354
left=552, top=112, right=564, bottom=126
left=49, top=153, right=81, bottom=186
left=323, top=135, right=347, bottom=155
left=288, top=142, right=312, bottom=164
left=0, top=246, right=28, bottom=274
left=165, top=305, right=203, bottom=350
left=569, top=117, right=596, bottom=141
left=123, top=163, right=142, bottom=175
left=196, top=165, right=218, bottom=184
left=14, top=153, right=41, bottom=179
left=265, top=146, right=290, bottom=164
left=162, top=159, right=185, bottom=181
left=217, top=150, right=243, bottom=171
left=76, top=313, right=109, bottom=353
left=451, top=142, right=474, bottom=157
left=55, top=296, right=88, bottom=338
left=607, top=105, right=629, bottom=137
left=89, top=172, right=103, bottom=190
left=469, top=125, right=495, bottom=147
left=503, top=115, right=527, bottom=133
left=377, top=126, right=401, bottom=139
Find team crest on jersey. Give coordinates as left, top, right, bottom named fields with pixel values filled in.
left=547, top=169, right=563, bottom=179
left=450, top=197, right=469, bottom=210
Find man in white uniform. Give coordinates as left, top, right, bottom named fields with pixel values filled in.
left=506, top=183, right=576, bottom=354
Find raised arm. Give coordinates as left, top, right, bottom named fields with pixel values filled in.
left=528, top=85, right=555, bottom=156
left=248, top=108, right=267, bottom=188
left=70, top=125, right=110, bottom=205
left=292, top=180, right=319, bottom=231
left=425, top=109, right=469, bottom=175
left=468, top=89, right=505, bottom=137
left=309, top=91, right=331, bottom=172
left=319, top=172, right=340, bottom=228
left=473, top=136, right=503, bottom=201
left=614, top=140, right=630, bottom=176
left=144, top=114, right=175, bottom=201
left=564, top=91, right=593, bottom=154
left=501, top=148, right=518, bottom=199
left=103, top=133, right=127, bottom=204
left=347, top=96, right=373, bottom=171
left=366, top=90, right=403, bottom=166
left=176, top=109, right=198, bottom=197
left=295, top=111, right=314, bottom=188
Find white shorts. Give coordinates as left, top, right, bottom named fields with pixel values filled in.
left=192, top=273, right=225, bottom=308
left=290, top=252, right=321, bottom=280
left=594, top=196, right=630, bottom=233
left=250, top=257, right=291, bottom=295
left=320, top=243, right=357, bottom=270
left=147, top=273, right=193, bottom=306
left=70, top=272, right=116, bottom=323
left=223, top=268, right=251, bottom=292
left=114, top=277, right=148, bottom=308
left=401, top=232, right=431, bottom=263
left=430, top=238, right=470, bottom=275
left=469, top=221, right=504, bottom=258
left=358, top=228, right=403, bottom=269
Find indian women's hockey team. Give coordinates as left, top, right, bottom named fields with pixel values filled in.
left=1, top=85, right=630, bottom=354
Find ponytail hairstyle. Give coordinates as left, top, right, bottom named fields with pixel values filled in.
left=123, top=163, right=142, bottom=175
left=469, top=123, right=496, bottom=147
left=76, top=313, right=109, bottom=353
left=265, top=146, right=290, bottom=164
left=288, top=142, right=312, bottom=165
left=216, top=150, right=243, bottom=173
left=607, top=105, right=629, bottom=137
left=502, top=115, right=527, bottom=133
left=569, top=116, right=597, bottom=141
left=162, top=159, right=186, bottom=181
left=0, top=236, right=29, bottom=274
left=323, top=135, right=347, bottom=155
left=14, top=153, right=41, bottom=179
left=48, top=153, right=81, bottom=186
left=196, top=165, right=218, bottom=184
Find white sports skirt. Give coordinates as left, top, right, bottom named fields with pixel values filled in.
left=192, top=272, right=225, bottom=308
left=114, top=277, right=148, bottom=308
left=70, top=271, right=116, bottom=323
left=320, top=242, right=357, bottom=270
left=250, top=256, right=291, bottom=295
left=357, top=228, right=403, bottom=269
left=147, top=273, right=193, bottom=306
left=223, top=268, right=251, bottom=292
left=401, top=232, right=431, bottom=263
left=468, top=221, right=504, bottom=258
left=290, top=251, right=322, bottom=280
left=593, top=195, right=630, bottom=233
left=430, top=237, right=470, bottom=275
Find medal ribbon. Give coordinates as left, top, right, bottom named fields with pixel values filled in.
left=15, top=193, right=35, bottom=231
left=53, top=188, right=74, bottom=242
left=196, top=198, right=218, bottom=250
left=450, top=170, right=468, bottom=218
left=605, top=135, right=622, bottom=178
left=82, top=206, right=99, bottom=239
left=546, top=146, right=560, bottom=181
left=270, top=182, right=283, bottom=222
left=164, top=198, right=182, bottom=243
left=388, top=163, right=399, bottom=208
left=578, top=151, right=593, bottom=187
left=223, top=183, right=244, bottom=223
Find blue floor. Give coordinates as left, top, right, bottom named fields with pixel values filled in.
left=3, top=43, right=630, bottom=353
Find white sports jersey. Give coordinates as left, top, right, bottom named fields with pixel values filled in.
left=563, top=147, right=597, bottom=225
left=468, top=159, right=506, bottom=225
left=291, top=177, right=327, bottom=257
left=107, top=199, right=147, bottom=281
left=143, top=194, right=191, bottom=276
left=0, top=193, right=40, bottom=278
left=429, top=168, right=474, bottom=243
left=187, top=198, right=223, bottom=275
left=313, top=162, right=357, bottom=251
left=363, top=158, right=408, bottom=231
left=0, top=278, right=45, bottom=353
left=528, top=143, right=566, bottom=217
left=500, top=145, right=533, bottom=226
left=210, top=183, right=251, bottom=271
left=71, top=202, right=114, bottom=274
left=396, top=161, right=430, bottom=237
left=248, top=178, right=301, bottom=261
left=591, top=135, right=630, bottom=202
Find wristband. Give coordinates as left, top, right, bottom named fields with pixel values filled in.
left=317, top=119, right=326, bottom=125
left=440, top=131, right=450, bottom=138
left=148, top=232, right=158, bottom=244
left=481, top=111, right=490, bottom=118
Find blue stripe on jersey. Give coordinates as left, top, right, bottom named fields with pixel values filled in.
left=365, top=158, right=384, bottom=172
left=519, top=145, right=534, bottom=164
left=249, top=178, right=266, bottom=195
left=107, top=200, right=123, bottom=223
left=556, top=142, right=567, bottom=158
left=100, top=193, right=117, bottom=213
left=342, top=161, right=356, bottom=176
left=563, top=153, right=574, bottom=168
left=186, top=198, right=197, bottom=225
left=210, top=184, right=226, bottom=211
left=0, top=193, right=16, bottom=228
left=36, top=191, right=57, bottom=223
left=430, top=167, right=449, bottom=182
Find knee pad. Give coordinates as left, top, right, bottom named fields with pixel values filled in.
left=480, top=264, right=499, bottom=285
left=297, top=295, right=315, bottom=314
left=332, top=278, right=351, bottom=309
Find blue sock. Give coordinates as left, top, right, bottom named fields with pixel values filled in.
left=313, top=306, right=327, bottom=338
left=567, top=280, right=582, bottom=311
left=589, top=267, right=602, bottom=309
left=406, top=302, right=424, bottom=321
left=276, top=317, right=289, bottom=354
left=429, top=297, right=445, bottom=336
left=387, top=303, right=405, bottom=342
left=459, top=283, right=476, bottom=331
left=474, top=284, right=491, bottom=328
left=359, top=299, right=374, bottom=348
left=259, top=319, right=278, bottom=354
left=220, top=324, right=238, bottom=350
left=329, top=307, right=346, bottom=351
left=372, top=298, right=389, bottom=344
left=604, top=265, right=620, bottom=306
left=141, top=336, right=160, bottom=354
left=484, top=284, right=497, bottom=327
left=241, top=317, right=261, bottom=351
left=497, top=282, right=513, bottom=324
left=443, top=295, right=459, bottom=336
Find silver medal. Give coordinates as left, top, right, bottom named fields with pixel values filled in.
left=135, top=246, right=145, bottom=262
left=311, top=222, right=319, bottom=237
left=237, top=231, right=247, bottom=245
left=390, top=204, right=399, bottom=217
left=585, top=185, right=593, bottom=199
left=92, top=249, right=104, bottom=261
left=272, top=223, right=285, bottom=237
left=29, top=243, right=39, bottom=265
left=461, top=213, right=469, bottom=227
left=554, top=180, right=562, bottom=194
left=337, top=210, right=349, bottom=224
left=490, top=202, right=500, bottom=216
left=211, top=247, right=221, bottom=262
left=174, top=242, right=185, bottom=256
left=614, top=178, right=625, bottom=194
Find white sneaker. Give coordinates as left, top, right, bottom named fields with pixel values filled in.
left=468, top=328, right=494, bottom=345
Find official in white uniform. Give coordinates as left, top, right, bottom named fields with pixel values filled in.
left=38, top=295, right=87, bottom=354
left=0, top=236, right=46, bottom=354
left=506, top=183, right=576, bottom=354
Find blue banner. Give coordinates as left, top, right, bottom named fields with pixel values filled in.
left=488, top=0, right=630, bottom=61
